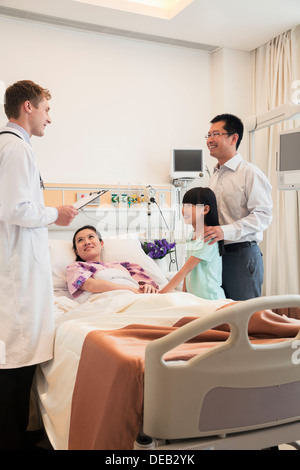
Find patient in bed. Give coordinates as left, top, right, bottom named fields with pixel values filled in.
left=67, top=225, right=159, bottom=300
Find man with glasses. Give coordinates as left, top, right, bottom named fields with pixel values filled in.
left=203, top=113, right=272, bottom=301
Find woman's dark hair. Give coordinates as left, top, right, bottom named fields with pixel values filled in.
left=182, top=187, right=224, bottom=256
left=72, top=225, right=102, bottom=262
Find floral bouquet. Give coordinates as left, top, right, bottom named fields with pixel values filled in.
left=141, top=239, right=176, bottom=260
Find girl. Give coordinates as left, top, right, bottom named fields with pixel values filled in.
left=160, top=187, right=225, bottom=300
left=67, top=225, right=158, bottom=301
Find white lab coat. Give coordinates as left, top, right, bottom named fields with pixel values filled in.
left=0, top=127, right=58, bottom=368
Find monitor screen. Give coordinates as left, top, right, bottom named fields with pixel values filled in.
left=173, top=149, right=203, bottom=172
left=279, top=132, right=300, bottom=171
left=278, top=128, right=300, bottom=190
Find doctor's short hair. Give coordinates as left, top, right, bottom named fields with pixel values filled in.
left=72, top=225, right=103, bottom=262
left=4, top=80, right=51, bottom=119
left=210, top=113, right=244, bottom=150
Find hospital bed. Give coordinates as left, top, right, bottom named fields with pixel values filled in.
left=144, top=294, right=300, bottom=450
left=34, top=237, right=300, bottom=450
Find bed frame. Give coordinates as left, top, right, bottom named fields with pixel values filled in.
left=143, top=295, right=300, bottom=450
left=40, top=230, right=300, bottom=450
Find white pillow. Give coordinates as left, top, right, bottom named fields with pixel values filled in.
left=49, top=239, right=75, bottom=296
left=102, top=238, right=168, bottom=287
left=49, top=237, right=168, bottom=294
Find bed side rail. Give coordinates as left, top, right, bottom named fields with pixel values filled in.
left=144, top=295, right=300, bottom=440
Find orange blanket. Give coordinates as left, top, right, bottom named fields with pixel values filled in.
left=68, top=310, right=300, bottom=450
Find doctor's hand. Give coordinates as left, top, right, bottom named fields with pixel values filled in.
left=203, top=225, right=224, bottom=245
left=55, top=205, right=78, bottom=226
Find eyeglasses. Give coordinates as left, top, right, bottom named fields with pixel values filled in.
left=205, top=132, right=233, bottom=140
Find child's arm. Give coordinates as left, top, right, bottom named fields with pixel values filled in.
left=159, top=256, right=201, bottom=293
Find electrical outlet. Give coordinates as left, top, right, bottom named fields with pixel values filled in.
left=76, top=193, right=100, bottom=206
left=77, top=192, right=88, bottom=201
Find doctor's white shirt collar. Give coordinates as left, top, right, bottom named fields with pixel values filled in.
left=6, top=121, right=31, bottom=145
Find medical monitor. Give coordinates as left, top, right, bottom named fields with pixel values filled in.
left=171, top=149, right=203, bottom=180
left=278, top=127, right=300, bottom=190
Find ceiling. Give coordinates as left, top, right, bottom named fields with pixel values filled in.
left=0, top=0, right=299, bottom=52
left=72, top=0, right=196, bottom=20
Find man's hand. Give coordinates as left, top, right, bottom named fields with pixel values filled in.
left=203, top=225, right=224, bottom=245
left=55, top=205, right=78, bottom=226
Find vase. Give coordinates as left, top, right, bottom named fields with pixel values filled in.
left=154, top=257, right=168, bottom=273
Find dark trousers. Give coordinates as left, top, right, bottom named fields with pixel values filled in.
left=222, top=244, right=264, bottom=301
left=0, top=365, right=36, bottom=450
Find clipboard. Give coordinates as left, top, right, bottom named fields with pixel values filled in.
left=73, top=190, right=108, bottom=210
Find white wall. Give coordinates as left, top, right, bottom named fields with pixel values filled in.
left=0, top=16, right=212, bottom=186
left=210, top=47, right=252, bottom=169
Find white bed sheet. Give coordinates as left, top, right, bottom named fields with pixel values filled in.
left=36, top=290, right=231, bottom=450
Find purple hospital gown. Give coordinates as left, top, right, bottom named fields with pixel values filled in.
left=67, top=261, right=158, bottom=299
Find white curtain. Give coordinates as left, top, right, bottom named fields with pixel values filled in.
left=252, top=26, right=300, bottom=295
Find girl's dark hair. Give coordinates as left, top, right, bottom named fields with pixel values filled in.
left=182, top=187, right=224, bottom=256
left=72, top=225, right=102, bottom=262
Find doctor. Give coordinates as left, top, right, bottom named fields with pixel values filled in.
left=0, top=80, right=78, bottom=449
